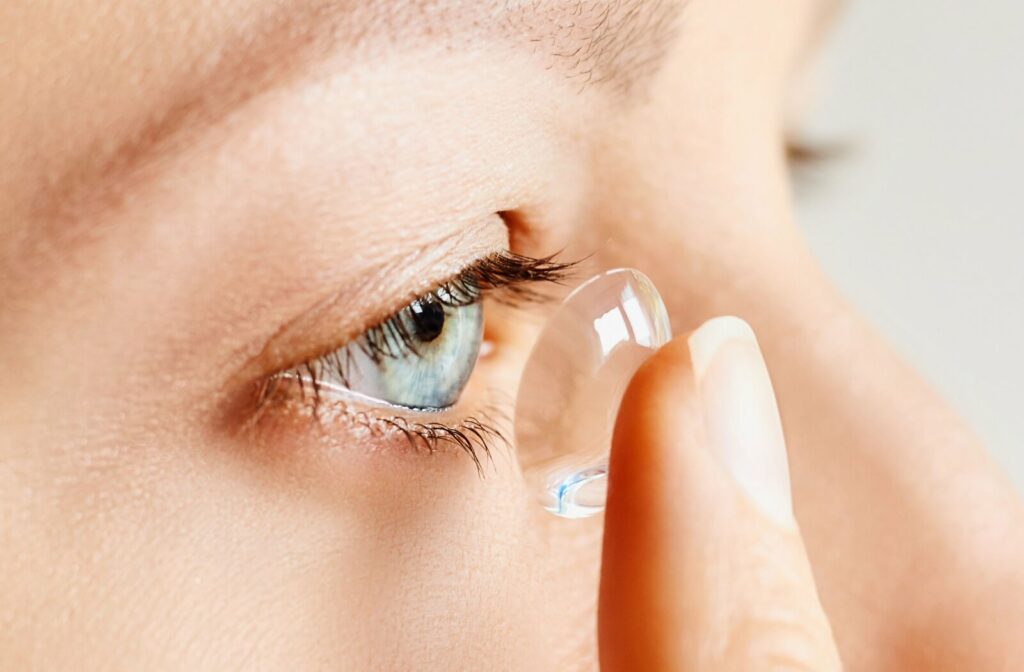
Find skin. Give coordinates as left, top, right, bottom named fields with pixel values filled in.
left=1, top=0, right=1022, bottom=670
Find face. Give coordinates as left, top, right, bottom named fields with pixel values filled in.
left=0, top=0, right=829, bottom=668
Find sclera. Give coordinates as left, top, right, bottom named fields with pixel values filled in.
left=515, top=269, right=672, bottom=518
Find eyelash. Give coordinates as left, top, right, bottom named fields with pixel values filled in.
left=254, top=251, right=578, bottom=470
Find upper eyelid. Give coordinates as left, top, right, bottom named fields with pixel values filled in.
left=282, top=250, right=579, bottom=378
left=282, top=255, right=489, bottom=369
left=227, top=231, right=506, bottom=388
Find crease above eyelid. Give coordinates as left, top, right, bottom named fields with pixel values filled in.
left=227, top=218, right=509, bottom=390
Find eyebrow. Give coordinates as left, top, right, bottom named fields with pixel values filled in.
left=506, top=0, right=682, bottom=95
left=26, top=0, right=681, bottom=260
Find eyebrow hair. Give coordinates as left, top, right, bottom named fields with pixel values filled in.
left=22, top=0, right=681, bottom=266
left=506, top=0, right=681, bottom=95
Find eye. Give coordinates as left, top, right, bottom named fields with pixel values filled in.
left=321, top=287, right=484, bottom=410
left=264, top=251, right=579, bottom=424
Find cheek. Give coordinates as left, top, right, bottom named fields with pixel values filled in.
left=241, top=441, right=603, bottom=668
left=19, top=417, right=603, bottom=670
left=200, top=427, right=604, bottom=668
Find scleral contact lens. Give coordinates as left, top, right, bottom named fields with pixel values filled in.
left=515, top=269, right=671, bottom=518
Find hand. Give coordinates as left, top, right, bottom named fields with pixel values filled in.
left=597, top=316, right=1020, bottom=670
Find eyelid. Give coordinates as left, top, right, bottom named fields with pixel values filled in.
left=235, top=247, right=576, bottom=404
left=252, top=383, right=513, bottom=474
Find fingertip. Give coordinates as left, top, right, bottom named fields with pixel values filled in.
left=607, top=335, right=705, bottom=522
left=612, top=336, right=700, bottom=462
left=600, top=335, right=710, bottom=670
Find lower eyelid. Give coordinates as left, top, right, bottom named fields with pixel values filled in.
left=255, top=373, right=454, bottom=424
left=249, top=373, right=510, bottom=471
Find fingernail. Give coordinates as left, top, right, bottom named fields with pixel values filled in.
left=688, top=316, right=794, bottom=528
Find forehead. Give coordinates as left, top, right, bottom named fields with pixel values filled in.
left=380, top=0, right=682, bottom=93
left=1, top=0, right=681, bottom=268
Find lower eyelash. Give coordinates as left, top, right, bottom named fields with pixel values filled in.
left=370, top=413, right=509, bottom=475
left=251, top=375, right=511, bottom=475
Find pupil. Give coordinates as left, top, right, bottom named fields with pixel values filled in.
left=409, top=300, right=446, bottom=342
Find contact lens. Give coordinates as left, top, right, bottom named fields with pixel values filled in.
left=515, top=269, right=671, bottom=518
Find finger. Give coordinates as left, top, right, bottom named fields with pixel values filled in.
left=598, top=316, right=842, bottom=671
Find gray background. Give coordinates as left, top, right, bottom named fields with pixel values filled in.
left=797, top=1, right=1024, bottom=490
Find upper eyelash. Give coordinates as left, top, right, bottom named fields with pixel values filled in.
left=357, top=250, right=575, bottom=361
left=455, top=250, right=579, bottom=303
